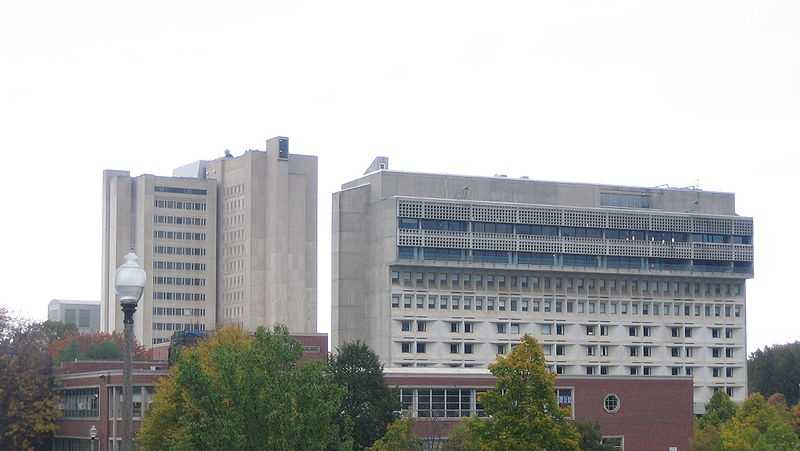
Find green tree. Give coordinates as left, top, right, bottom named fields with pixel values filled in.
left=0, top=307, right=61, bottom=450
left=329, top=341, right=400, bottom=450
left=368, top=418, right=422, bottom=451
left=468, top=334, right=581, bottom=451
left=720, top=393, right=799, bottom=451
left=139, top=326, right=352, bottom=451
left=439, top=419, right=480, bottom=451
left=575, top=421, right=615, bottom=451
left=748, top=342, right=800, bottom=405
left=694, top=391, right=738, bottom=451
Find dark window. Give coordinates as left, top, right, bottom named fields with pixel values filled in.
left=518, top=252, right=556, bottom=265
left=423, top=248, right=463, bottom=262
left=604, top=229, right=646, bottom=241
left=398, top=218, right=420, bottom=229
left=155, top=186, right=207, bottom=195
left=421, top=220, right=467, bottom=231
left=600, top=192, right=650, bottom=208
left=607, top=256, right=642, bottom=269
left=693, top=260, right=729, bottom=273
left=472, top=250, right=509, bottom=263
left=562, top=254, right=598, bottom=267
left=472, top=222, right=514, bottom=234
left=516, top=224, right=559, bottom=236
left=560, top=227, right=603, bottom=238
left=398, top=247, right=415, bottom=260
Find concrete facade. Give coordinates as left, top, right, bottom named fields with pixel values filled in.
left=48, top=300, right=101, bottom=334
left=332, top=158, right=753, bottom=413
left=101, top=136, right=317, bottom=347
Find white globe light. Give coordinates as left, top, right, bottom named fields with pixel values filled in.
left=115, top=252, right=146, bottom=306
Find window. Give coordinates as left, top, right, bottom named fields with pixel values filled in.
left=391, top=295, right=400, bottom=308
left=450, top=343, right=460, bottom=354
left=498, top=298, right=506, bottom=311
left=629, top=366, right=639, bottom=376
left=671, top=347, right=681, bottom=358
left=712, top=348, right=721, bottom=358
left=643, top=326, right=652, bottom=337
left=713, top=367, right=722, bottom=378
left=541, top=324, right=552, bottom=335
left=684, top=327, right=693, bottom=338
left=416, top=343, right=426, bottom=354
left=685, top=367, right=693, bottom=376
left=587, top=346, right=596, bottom=356
left=417, top=321, right=427, bottom=332
left=416, top=295, right=425, bottom=309
left=725, top=328, right=734, bottom=339
left=602, top=436, right=624, bottom=451
left=603, top=394, right=621, bottom=413
left=464, top=322, right=474, bottom=333
left=586, top=366, right=595, bottom=375
left=628, top=326, right=638, bottom=337
left=586, top=325, right=596, bottom=336
left=726, top=367, right=734, bottom=378
left=487, top=298, right=495, bottom=311
left=671, top=367, right=681, bottom=376
left=643, top=346, right=652, bottom=357
left=450, top=322, right=461, bottom=333
left=556, top=344, right=566, bottom=356
left=600, top=325, right=609, bottom=336
left=601, top=345, right=609, bottom=357
left=686, top=347, right=694, bottom=358
left=496, top=344, right=507, bottom=355
left=61, top=388, right=99, bottom=418
left=401, top=343, right=412, bottom=353
left=496, top=323, right=507, bottom=334
left=712, top=328, right=721, bottom=339
left=643, top=366, right=652, bottom=376
left=404, top=295, right=412, bottom=309
left=629, top=346, right=639, bottom=357
left=671, top=327, right=681, bottom=338
left=401, top=320, right=412, bottom=332
left=464, top=343, right=474, bottom=354
left=510, top=323, right=521, bottom=334
left=476, top=297, right=484, bottom=311
left=521, top=299, right=529, bottom=312
left=556, top=324, right=566, bottom=336
left=440, top=296, right=449, bottom=310
left=600, top=366, right=609, bottom=375
left=726, top=348, right=734, bottom=358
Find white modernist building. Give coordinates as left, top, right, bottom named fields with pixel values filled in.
left=102, top=137, right=317, bottom=347
left=332, top=157, right=753, bottom=413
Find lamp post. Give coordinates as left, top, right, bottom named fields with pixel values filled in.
left=89, top=425, right=97, bottom=451
left=115, top=252, right=145, bottom=451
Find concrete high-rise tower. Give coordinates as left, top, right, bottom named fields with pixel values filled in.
left=102, top=136, right=317, bottom=346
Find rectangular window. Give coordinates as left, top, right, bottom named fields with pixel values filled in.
left=61, top=388, right=99, bottom=418
left=600, top=325, right=609, bottom=336
left=556, top=324, right=566, bottom=336
left=416, top=343, right=426, bottom=354
left=496, top=323, right=507, bottom=334
left=401, top=320, right=412, bottom=332
left=450, top=343, right=460, bottom=354
left=401, top=342, right=411, bottom=353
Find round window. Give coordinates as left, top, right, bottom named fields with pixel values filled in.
left=604, top=394, right=620, bottom=413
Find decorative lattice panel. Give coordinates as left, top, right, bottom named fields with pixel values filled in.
left=608, top=242, right=650, bottom=257
left=650, top=242, right=692, bottom=259
left=651, top=215, right=692, bottom=232
left=607, top=213, right=649, bottom=230
left=518, top=238, right=561, bottom=253
left=397, top=200, right=424, bottom=218
left=693, top=243, right=733, bottom=260
left=732, top=219, right=753, bottom=236
left=518, top=207, right=562, bottom=226
left=397, top=230, right=423, bottom=247
left=423, top=230, right=470, bottom=248
left=693, top=217, right=733, bottom=234
left=562, top=239, right=607, bottom=255
left=472, top=236, right=516, bottom=251
left=472, top=205, right=517, bottom=223
left=563, top=210, right=606, bottom=228
left=733, top=245, right=754, bottom=261
left=424, top=202, right=471, bottom=220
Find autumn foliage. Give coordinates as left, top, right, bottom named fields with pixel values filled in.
left=48, top=331, right=150, bottom=364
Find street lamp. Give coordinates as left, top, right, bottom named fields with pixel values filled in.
left=115, top=252, right=145, bottom=451
left=89, top=425, right=97, bottom=451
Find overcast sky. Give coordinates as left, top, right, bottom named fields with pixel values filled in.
left=1, top=1, right=798, bottom=352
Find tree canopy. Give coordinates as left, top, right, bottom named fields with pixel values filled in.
left=0, top=307, right=63, bottom=450
left=748, top=341, right=800, bottom=405
left=48, top=331, right=149, bottom=364
left=138, top=325, right=352, bottom=451
left=367, top=418, right=422, bottom=451
left=465, top=334, right=581, bottom=451
left=329, top=341, right=399, bottom=451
